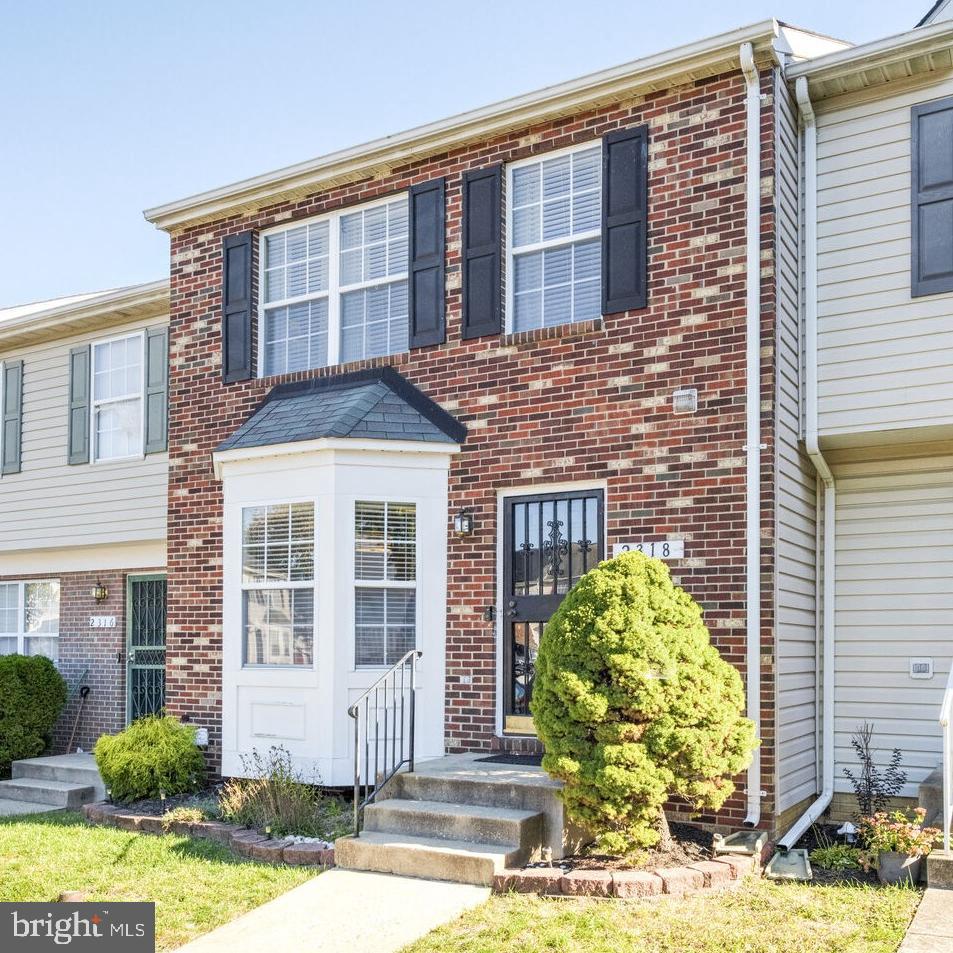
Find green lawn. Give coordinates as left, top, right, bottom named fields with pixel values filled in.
left=403, top=878, right=920, bottom=953
left=0, top=811, right=313, bottom=950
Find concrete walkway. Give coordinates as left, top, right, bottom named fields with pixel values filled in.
left=174, top=869, right=489, bottom=953
left=900, top=888, right=953, bottom=952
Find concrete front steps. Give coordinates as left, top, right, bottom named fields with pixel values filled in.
left=336, top=757, right=556, bottom=886
left=0, top=754, right=104, bottom=811
left=918, top=766, right=952, bottom=888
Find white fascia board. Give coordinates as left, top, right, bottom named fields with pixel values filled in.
left=213, top=437, right=461, bottom=479
left=0, top=280, right=169, bottom=346
left=145, top=20, right=820, bottom=232
left=788, top=20, right=953, bottom=93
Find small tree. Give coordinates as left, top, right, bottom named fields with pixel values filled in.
left=842, top=722, right=906, bottom=819
left=530, top=551, right=757, bottom=854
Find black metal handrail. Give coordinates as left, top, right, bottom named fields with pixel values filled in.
left=347, top=649, right=422, bottom=835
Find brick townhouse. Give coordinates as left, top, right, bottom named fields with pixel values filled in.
left=137, top=19, right=849, bottom=840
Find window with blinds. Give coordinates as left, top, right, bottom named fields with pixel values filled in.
left=508, top=144, right=602, bottom=332
left=354, top=500, right=416, bottom=667
left=92, top=333, right=144, bottom=461
left=260, top=196, right=409, bottom=375
left=0, top=580, right=60, bottom=661
left=241, top=502, right=315, bottom=666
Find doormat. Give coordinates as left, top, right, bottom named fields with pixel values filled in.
left=475, top=754, right=543, bottom=766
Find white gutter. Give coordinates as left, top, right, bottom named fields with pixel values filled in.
left=740, top=42, right=763, bottom=830
left=777, top=76, right=835, bottom=851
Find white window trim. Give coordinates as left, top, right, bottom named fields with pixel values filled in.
left=239, top=498, right=317, bottom=669
left=505, top=140, right=603, bottom=335
left=353, top=498, right=419, bottom=670
left=258, top=192, right=409, bottom=378
left=0, top=579, right=60, bottom=658
left=90, top=329, right=146, bottom=465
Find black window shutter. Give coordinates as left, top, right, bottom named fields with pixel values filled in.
left=912, top=97, right=953, bottom=297
left=602, top=125, right=649, bottom=314
left=408, top=178, right=446, bottom=348
left=144, top=326, right=169, bottom=454
left=67, top=345, right=90, bottom=465
left=1, top=360, right=23, bottom=475
left=222, top=231, right=256, bottom=382
left=462, top=165, right=502, bottom=339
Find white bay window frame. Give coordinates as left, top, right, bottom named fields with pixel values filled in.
left=505, top=141, right=603, bottom=334
left=0, top=579, right=60, bottom=660
left=90, top=330, right=146, bottom=464
left=258, top=193, right=409, bottom=377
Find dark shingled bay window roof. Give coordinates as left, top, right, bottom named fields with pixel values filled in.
left=216, top=367, right=466, bottom=453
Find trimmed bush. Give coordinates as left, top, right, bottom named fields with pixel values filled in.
left=530, top=551, right=757, bottom=854
left=94, top=715, right=204, bottom=802
left=0, top=654, right=68, bottom=776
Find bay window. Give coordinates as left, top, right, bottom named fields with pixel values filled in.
left=242, top=502, right=315, bottom=666
left=508, top=143, right=602, bottom=332
left=354, top=501, right=416, bottom=667
left=261, top=196, right=409, bottom=376
left=0, top=580, right=60, bottom=660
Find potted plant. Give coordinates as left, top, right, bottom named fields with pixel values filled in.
left=860, top=808, right=941, bottom=885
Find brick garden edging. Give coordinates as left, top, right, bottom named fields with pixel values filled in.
left=492, top=853, right=758, bottom=898
left=81, top=803, right=335, bottom=868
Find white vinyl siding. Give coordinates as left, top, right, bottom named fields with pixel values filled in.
left=0, top=580, right=60, bottom=660
left=775, top=74, right=820, bottom=815
left=353, top=501, right=416, bottom=667
left=92, top=332, right=144, bottom=462
left=241, top=502, right=315, bottom=666
left=815, top=76, right=953, bottom=437
left=0, top=317, right=167, bottom=553
left=831, top=449, right=953, bottom=798
left=260, top=196, right=409, bottom=376
left=507, top=144, right=602, bottom=333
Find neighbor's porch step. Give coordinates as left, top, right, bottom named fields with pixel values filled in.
left=364, top=798, right=544, bottom=848
left=0, top=778, right=95, bottom=808
left=335, top=830, right=527, bottom=886
left=11, top=755, right=106, bottom=799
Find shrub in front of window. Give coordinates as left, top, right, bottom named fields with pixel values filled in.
left=94, top=715, right=204, bottom=803
left=530, top=551, right=758, bottom=854
left=0, top=654, right=67, bottom=777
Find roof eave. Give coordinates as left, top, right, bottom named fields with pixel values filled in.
left=0, top=280, right=170, bottom=349
left=788, top=20, right=953, bottom=99
left=145, top=20, right=800, bottom=233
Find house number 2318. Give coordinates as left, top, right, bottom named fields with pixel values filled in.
left=612, top=541, right=685, bottom=560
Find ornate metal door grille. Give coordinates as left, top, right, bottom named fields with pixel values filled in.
left=127, top=575, right=167, bottom=722
left=502, top=490, right=604, bottom=724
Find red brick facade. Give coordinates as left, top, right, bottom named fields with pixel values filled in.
left=165, top=65, right=779, bottom=828
left=1, top=568, right=162, bottom=754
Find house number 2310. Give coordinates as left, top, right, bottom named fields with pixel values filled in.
left=612, top=541, right=685, bottom=560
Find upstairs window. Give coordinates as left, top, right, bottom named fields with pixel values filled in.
left=353, top=501, right=416, bottom=667
left=241, top=502, right=315, bottom=667
left=508, top=144, right=602, bottom=333
left=0, top=580, right=60, bottom=661
left=92, top=333, right=143, bottom=462
left=261, top=196, right=409, bottom=376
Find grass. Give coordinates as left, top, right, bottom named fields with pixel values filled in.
left=0, top=811, right=313, bottom=951
left=402, top=878, right=921, bottom=953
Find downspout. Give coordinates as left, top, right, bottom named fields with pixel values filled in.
left=777, top=76, right=836, bottom=850
left=740, top=41, right=763, bottom=829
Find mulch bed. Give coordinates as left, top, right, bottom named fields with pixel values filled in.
left=793, top=822, right=879, bottom=886
left=116, top=789, right=219, bottom=817
left=552, top=822, right=713, bottom=872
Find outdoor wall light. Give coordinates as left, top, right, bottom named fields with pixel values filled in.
left=672, top=387, right=699, bottom=415
left=453, top=508, right=475, bottom=537
left=91, top=582, right=108, bottom=602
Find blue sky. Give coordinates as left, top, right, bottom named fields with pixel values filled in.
left=0, top=0, right=925, bottom=306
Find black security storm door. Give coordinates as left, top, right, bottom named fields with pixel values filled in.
left=127, top=574, right=167, bottom=722
left=502, top=490, right=604, bottom=729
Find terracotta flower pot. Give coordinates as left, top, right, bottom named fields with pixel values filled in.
left=877, top=851, right=922, bottom=885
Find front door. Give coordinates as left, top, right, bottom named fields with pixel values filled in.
left=126, top=574, right=167, bottom=723
left=502, top=489, right=604, bottom=733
